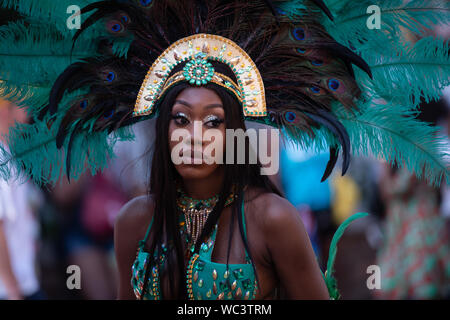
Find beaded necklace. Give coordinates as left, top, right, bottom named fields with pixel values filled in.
left=176, top=188, right=236, bottom=262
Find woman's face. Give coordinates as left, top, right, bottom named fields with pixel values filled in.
left=168, top=86, right=226, bottom=180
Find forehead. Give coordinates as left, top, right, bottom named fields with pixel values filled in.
left=174, top=87, right=223, bottom=108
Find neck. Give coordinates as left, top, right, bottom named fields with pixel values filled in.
left=181, top=166, right=225, bottom=200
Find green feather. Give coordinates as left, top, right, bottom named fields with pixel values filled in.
left=0, top=89, right=136, bottom=185
left=278, top=96, right=450, bottom=188
left=334, top=99, right=450, bottom=187
left=322, top=0, right=450, bottom=48
left=323, top=212, right=369, bottom=299
left=0, top=21, right=98, bottom=112
left=0, top=0, right=98, bottom=35
left=274, top=1, right=308, bottom=18
left=355, top=36, right=450, bottom=108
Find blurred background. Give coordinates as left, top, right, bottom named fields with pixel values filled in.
left=0, top=23, right=449, bottom=301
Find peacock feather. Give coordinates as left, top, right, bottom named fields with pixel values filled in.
left=0, top=0, right=448, bottom=188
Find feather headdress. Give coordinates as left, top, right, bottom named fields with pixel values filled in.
left=0, top=0, right=448, bottom=184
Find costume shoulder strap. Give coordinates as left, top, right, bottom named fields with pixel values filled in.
left=138, top=215, right=154, bottom=250
left=241, top=195, right=251, bottom=260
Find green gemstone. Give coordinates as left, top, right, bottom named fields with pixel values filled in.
left=242, top=278, right=252, bottom=289
left=196, top=260, right=205, bottom=271
left=219, top=280, right=229, bottom=291
left=233, top=268, right=244, bottom=280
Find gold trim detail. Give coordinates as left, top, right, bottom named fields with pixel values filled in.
left=133, top=33, right=266, bottom=117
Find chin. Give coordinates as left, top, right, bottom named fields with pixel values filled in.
left=175, top=163, right=220, bottom=180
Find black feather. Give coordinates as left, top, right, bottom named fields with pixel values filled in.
left=305, top=109, right=351, bottom=176
left=49, top=63, right=84, bottom=115
left=321, top=146, right=338, bottom=182
left=65, top=120, right=83, bottom=182
left=309, top=0, right=334, bottom=21
left=328, top=43, right=373, bottom=79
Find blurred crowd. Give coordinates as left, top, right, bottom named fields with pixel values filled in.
left=0, top=89, right=448, bottom=300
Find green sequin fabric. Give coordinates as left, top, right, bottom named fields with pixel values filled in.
left=131, top=198, right=257, bottom=300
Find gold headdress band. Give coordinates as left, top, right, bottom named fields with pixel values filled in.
left=133, top=34, right=267, bottom=117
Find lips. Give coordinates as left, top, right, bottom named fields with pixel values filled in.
left=178, top=148, right=209, bottom=163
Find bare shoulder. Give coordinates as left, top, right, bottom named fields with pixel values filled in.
left=115, top=194, right=155, bottom=239
left=244, top=187, right=300, bottom=232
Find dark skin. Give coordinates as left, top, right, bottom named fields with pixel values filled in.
left=114, top=87, right=329, bottom=299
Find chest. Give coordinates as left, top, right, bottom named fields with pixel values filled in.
left=132, top=221, right=258, bottom=300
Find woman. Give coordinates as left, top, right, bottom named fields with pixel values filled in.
left=114, top=68, right=330, bottom=299
left=0, top=0, right=448, bottom=301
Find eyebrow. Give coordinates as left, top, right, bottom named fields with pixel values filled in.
left=174, top=99, right=223, bottom=110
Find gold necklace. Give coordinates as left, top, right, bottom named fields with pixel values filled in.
left=176, top=188, right=236, bottom=254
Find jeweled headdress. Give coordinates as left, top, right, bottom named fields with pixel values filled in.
left=0, top=0, right=449, bottom=187
left=134, top=34, right=266, bottom=117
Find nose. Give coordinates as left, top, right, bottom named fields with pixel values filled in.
left=185, top=120, right=204, bottom=149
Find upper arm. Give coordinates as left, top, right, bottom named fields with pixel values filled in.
left=262, top=196, right=329, bottom=299
left=114, top=195, right=153, bottom=300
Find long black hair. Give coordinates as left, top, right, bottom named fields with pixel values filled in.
left=142, top=62, right=282, bottom=299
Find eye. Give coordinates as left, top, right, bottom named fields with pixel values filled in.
left=171, top=112, right=190, bottom=126
left=204, top=115, right=224, bottom=128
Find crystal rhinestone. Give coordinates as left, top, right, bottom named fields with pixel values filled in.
left=227, top=292, right=232, bottom=299
left=212, top=269, right=217, bottom=280
left=230, top=56, right=240, bottom=66
left=201, top=243, right=208, bottom=252
left=246, top=99, right=258, bottom=108
left=223, top=270, right=229, bottom=279
left=155, top=70, right=165, bottom=78
left=243, top=77, right=254, bottom=85
left=231, top=280, right=237, bottom=291
left=212, top=75, right=223, bottom=83
left=173, top=50, right=181, bottom=61
left=206, top=289, right=212, bottom=298
left=217, top=292, right=225, bottom=300
left=213, top=282, right=217, bottom=295
left=193, top=271, right=198, bottom=282
left=198, top=279, right=204, bottom=288
left=234, top=288, right=242, bottom=299
left=244, top=291, right=250, bottom=300
left=202, top=42, right=210, bottom=54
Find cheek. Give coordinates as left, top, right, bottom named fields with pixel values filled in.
left=203, top=127, right=225, bottom=159
left=168, top=123, right=176, bottom=152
